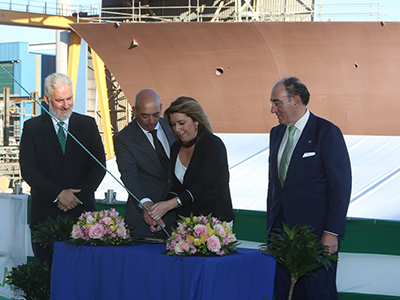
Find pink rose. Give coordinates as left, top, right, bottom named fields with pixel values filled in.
left=207, top=235, right=221, bottom=253
left=194, top=224, right=207, bottom=237
left=101, top=217, right=113, bottom=225
left=88, top=224, right=105, bottom=239
left=175, top=240, right=190, bottom=254
left=222, top=235, right=230, bottom=246
left=214, top=224, right=226, bottom=237
left=86, top=215, right=96, bottom=224
left=72, top=225, right=83, bottom=239
left=117, top=225, right=127, bottom=238
left=227, top=232, right=237, bottom=243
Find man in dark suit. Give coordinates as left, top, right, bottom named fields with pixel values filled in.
left=114, top=89, right=176, bottom=239
left=19, top=73, right=106, bottom=264
left=267, top=77, right=352, bottom=300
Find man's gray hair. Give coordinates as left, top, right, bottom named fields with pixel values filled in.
left=44, top=73, right=73, bottom=98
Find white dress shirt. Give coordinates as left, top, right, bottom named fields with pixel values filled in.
left=137, top=121, right=171, bottom=205
left=277, top=109, right=310, bottom=168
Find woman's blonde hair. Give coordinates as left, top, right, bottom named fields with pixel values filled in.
left=164, top=96, right=213, bottom=134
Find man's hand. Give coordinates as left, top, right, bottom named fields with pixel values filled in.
left=143, top=202, right=165, bottom=232
left=143, top=202, right=155, bottom=225
left=57, top=189, right=81, bottom=212
left=321, top=231, right=338, bottom=254
left=149, top=219, right=166, bottom=232
left=57, top=201, right=69, bottom=212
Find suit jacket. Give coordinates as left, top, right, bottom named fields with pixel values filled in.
left=114, top=118, right=176, bottom=238
left=267, top=112, right=351, bottom=238
left=19, top=112, right=106, bottom=229
left=169, top=131, right=235, bottom=222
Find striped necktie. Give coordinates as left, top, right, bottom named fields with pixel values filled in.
left=57, top=121, right=66, bottom=154
left=279, top=125, right=296, bottom=187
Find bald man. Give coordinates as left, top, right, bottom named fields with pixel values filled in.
left=114, top=89, right=176, bottom=239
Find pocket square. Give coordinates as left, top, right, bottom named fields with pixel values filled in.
left=302, top=152, right=316, bottom=158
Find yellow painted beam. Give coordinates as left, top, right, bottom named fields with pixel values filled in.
left=92, top=50, right=114, bottom=160
left=68, top=32, right=81, bottom=97
left=0, top=9, right=90, bottom=30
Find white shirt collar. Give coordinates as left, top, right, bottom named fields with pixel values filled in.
left=292, top=108, right=310, bottom=133
left=137, top=120, right=161, bottom=134
left=52, top=117, right=70, bottom=130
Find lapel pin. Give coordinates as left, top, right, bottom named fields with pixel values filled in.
left=308, top=140, right=311, bottom=143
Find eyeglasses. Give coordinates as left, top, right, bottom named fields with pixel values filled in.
left=269, top=99, right=289, bottom=108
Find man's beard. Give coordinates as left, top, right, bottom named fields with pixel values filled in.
left=49, top=104, right=73, bottom=121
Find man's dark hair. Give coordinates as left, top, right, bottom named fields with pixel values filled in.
left=282, top=77, right=310, bottom=106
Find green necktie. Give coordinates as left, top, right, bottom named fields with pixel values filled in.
left=279, top=125, right=296, bottom=187
left=57, top=121, right=66, bottom=154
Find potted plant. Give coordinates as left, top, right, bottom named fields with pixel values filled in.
left=6, top=215, right=75, bottom=300
left=6, top=259, right=51, bottom=300
left=32, top=214, right=75, bottom=249
left=259, top=223, right=337, bottom=300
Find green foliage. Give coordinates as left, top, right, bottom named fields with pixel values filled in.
left=32, top=214, right=75, bottom=249
left=6, top=259, right=51, bottom=300
left=68, top=234, right=138, bottom=247
left=7, top=215, right=74, bottom=300
left=259, top=223, right=338, bottom=300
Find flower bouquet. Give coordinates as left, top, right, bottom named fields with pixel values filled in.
left=166, top=213, right=240, bottom=256
left=70, top=209, right=135, bottom=246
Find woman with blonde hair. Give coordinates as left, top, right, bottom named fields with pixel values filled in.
left=150, top=96, right=234, bottom=226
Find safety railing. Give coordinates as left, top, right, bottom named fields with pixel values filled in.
left=0, top=1, right=400, bottom=23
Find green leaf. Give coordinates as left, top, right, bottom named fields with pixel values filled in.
left=6, top=259, right=51, bottom=300
left=260, top=223, right=338, bottom=294
left=32, top=214, right=75, bottom=249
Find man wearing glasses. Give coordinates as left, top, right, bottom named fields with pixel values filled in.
left=267, top=77, right=352, bottom=300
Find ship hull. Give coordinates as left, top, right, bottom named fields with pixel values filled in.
left=71, top=22, right=400, bottom=135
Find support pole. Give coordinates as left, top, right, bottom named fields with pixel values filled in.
left=92, top=50, right=114, bottom=159
left=67, top=32, right=82, bottom=97
left=3, top=87, right=10, bottom=146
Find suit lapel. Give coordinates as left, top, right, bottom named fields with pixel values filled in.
left=270, top=125, right=286, bottom=183
left=286, top=113, right=317, bottom=180
left=159, top=118, right=176, bottom=146
left=65, top=112, right=79, bottom=155
left=130, top=119, right=162, bottom=168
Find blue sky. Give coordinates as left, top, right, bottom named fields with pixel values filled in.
left=0, top=0, right=399, bottom=44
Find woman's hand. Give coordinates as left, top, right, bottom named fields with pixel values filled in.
left=150, top=198, right=179, bottom=220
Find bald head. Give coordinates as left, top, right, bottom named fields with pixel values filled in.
left=133, top=89, right=162, bottom=131
left=135, top=89, right=160, bottom=109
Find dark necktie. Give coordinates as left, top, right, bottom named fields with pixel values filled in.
left=57, top=121, right=66, bottom=154
left=150, top=130, right=169, bottom=175
left=279, top=125, right=296, bottom=187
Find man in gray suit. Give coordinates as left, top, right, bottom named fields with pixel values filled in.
left=114, top=89, right=176, bottom=239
